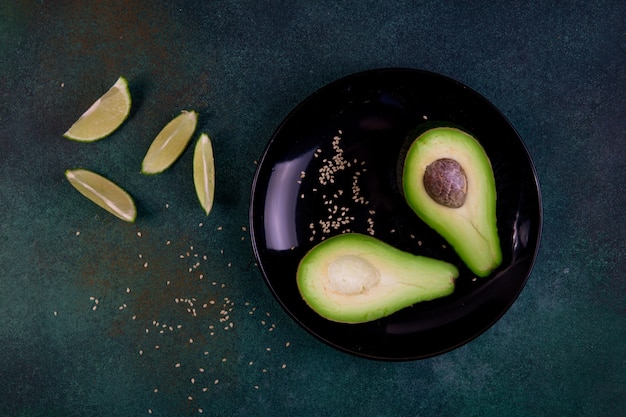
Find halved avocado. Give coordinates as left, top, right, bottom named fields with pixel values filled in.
left=297, top=233, right=458, bottom=324
left=402, top=127, right=501, bottom=277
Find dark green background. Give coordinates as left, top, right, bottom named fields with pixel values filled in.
left=1, top=1, right=624, bottom=416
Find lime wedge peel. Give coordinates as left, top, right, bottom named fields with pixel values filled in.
left=193, top=133, right=215, bottom=216
left=65, top=169, right=137, bottom=222
left=141, top=110, right=198, bottom=175
left=63, top=76, right=132, bottom=142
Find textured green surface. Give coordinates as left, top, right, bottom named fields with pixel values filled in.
left=1, top=1, right=624, bottom=416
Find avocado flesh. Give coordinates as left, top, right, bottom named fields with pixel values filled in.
left=402, top=127, right=502, bottom=277
left=297, top=233, right=458, bottom=324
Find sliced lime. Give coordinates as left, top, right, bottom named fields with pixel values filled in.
left=63, top=76, right=131, bottom=142
left=65, top=169, right=137, bottom=222
left=141, top=110, right=198, bottom=175
left=193, top=133, right=215, bottom=215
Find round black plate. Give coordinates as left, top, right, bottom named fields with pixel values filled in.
left=249, top=68, right=542, bottom=361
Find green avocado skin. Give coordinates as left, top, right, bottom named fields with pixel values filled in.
left=402, top=127, right=502, bottom=277
left=296, top=233, right=458, bottom=324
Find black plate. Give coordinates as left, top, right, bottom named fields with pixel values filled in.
left=249, top=68, right=542, bottom=361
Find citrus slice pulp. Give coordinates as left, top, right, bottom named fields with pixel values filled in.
left=141, top=110, right=198, bottom=174
left=193, top=133, right=215, bottom=215
left=65, top=169, right=137, bottom=222
left=63, top=76, right=131, bottom=142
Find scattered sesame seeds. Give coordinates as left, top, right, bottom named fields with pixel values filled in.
left=306, top=129, right=374, bottom=241
left=75, top=215, right=293, bottom=410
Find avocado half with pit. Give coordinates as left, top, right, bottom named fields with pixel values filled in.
left=402, top=127, right=502, bottom=277
left=297, top=233, right=458, bottom=324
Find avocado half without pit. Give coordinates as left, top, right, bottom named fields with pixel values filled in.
left=402, top=127, right=502, bottom=277
left=296, top=233, right=458, bottom=324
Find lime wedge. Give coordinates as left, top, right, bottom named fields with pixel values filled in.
left=193, top=133, right=215, bottom=215
left=65, top=169, right=137, bottom=222
left=141, top=110, right=198, bottom=174
left=63, top=76, right=131, bottom=142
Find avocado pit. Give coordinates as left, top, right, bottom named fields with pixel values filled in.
left=423, top=158, right=467, bottom=208
left=327, top=255, right=380, bottom=295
